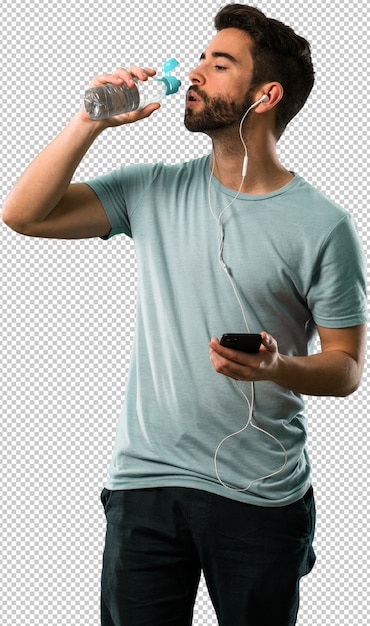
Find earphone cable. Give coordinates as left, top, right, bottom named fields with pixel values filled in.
left=208, top=101, right=288, bottom=492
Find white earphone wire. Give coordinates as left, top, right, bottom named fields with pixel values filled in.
left=209, top=98, right=288, bottom=492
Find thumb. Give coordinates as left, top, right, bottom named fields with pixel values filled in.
left=260, top=331, right=277, bottom=352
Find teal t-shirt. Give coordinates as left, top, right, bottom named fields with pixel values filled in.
left=86, top=155, right=367, bottom=506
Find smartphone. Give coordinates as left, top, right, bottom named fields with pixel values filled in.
left=220, top=333, right=262, bottom=353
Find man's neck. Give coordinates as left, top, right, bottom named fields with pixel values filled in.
left=211, top=134, right=294, bottom=195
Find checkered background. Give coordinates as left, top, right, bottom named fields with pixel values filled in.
left=1, top=1, right=368, bottom=624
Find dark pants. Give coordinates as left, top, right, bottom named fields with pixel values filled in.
left=100, top=486, right=316, bottom=626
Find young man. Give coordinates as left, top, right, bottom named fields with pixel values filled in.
left=2, top=4, right=367, bottom=625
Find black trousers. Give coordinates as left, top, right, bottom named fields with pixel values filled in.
left=100, top=486, right=316, bottom=626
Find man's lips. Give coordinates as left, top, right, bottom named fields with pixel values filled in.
left=186, top=89, right=202, bottom=106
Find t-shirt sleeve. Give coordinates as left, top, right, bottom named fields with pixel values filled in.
left=85, top=162, right=162, bottom=239
left=307, top=214, right=368, bottom=328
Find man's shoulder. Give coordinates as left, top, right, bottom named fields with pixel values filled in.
left=292, top=176, right=348, bottom=218
left=111, top=154, right=210, bottom=187
left=281, top=175, right=353, bottom=238
left=159, top=154, right=211, bottom=177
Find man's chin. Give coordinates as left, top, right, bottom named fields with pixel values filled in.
left=184, top=112, right=214, bottom=133
left=184, top=122, right=201, bottom=132
left=184, top=112, right=200, bottom=132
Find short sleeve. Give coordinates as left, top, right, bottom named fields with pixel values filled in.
left=307, top=214, right=368, bottom=327
left=85, top=162, right=162, bottom=239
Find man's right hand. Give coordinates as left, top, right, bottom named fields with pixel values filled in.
left=79, top=65, right=161, bottom=128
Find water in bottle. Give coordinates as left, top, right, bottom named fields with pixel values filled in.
left=84, top=58, right=181, bottom=120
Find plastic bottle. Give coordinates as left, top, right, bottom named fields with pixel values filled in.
left=84, top=57, right=181, bottom=120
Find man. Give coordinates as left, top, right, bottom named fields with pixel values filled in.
left=2, top=4, right=367, bottom=625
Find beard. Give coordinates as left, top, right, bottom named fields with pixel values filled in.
left=184, top=87, right=254, bottom=133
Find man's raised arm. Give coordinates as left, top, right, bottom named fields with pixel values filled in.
left=1, top=67, right=160, bottom=239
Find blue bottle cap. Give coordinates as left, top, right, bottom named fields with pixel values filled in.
left=156, top=75, right=182, bottom=95
left=162, top=58, right=179, bottom=74
left=155, top=57, right=181, bottom=95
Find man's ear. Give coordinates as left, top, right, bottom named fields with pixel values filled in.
left=254, top=82, right=284, bottom=110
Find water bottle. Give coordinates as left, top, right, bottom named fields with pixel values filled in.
left=84, top=57, right=181, bottom=120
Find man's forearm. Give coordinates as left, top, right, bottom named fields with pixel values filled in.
left=209, top=326, right=366, bottom=398
left=2, top=113, right=103, bottom=229
left=273, top=350, right=362, bottom=397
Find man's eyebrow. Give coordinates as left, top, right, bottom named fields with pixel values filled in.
left=199, top=51, right=239, bottom=63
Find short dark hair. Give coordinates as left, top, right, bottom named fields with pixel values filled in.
left=215, top=4, right=315, bottom=138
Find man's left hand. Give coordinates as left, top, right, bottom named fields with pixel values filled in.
left=209, top=332, right=279, bottom=382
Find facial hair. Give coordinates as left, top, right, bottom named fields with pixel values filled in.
left=184, top=87, right=254, bottom=133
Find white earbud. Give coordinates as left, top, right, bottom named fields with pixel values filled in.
left=241, top=95, right=269, bottom=176
left=252, top=94, right=269, bottom=107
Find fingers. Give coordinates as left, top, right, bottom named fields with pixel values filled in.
left=260, top=331, right=277, bottom=352
left=80, top=65, right=159, bottom=127
left=88, top=66, right=157, bottom=89
left=107, top=100, right=160, bottom=127
left=209, top=333, right=278, bottom=382
left=209, top=336, right=259, bottom=380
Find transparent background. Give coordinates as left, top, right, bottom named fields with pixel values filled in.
left=1, top=1, right=368, bottom=624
